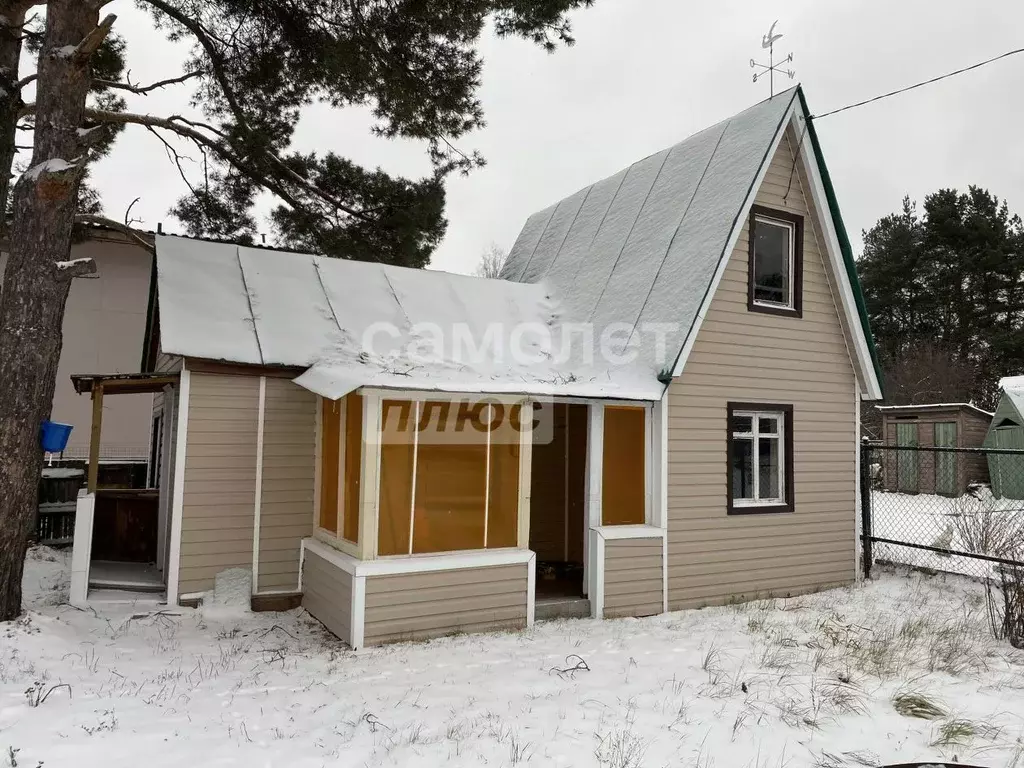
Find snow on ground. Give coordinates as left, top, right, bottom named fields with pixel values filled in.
left=4, top=548, right=1024, bottom=768
left=872, top=489, right=1024, bottom=578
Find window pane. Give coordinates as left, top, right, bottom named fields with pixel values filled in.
left=758, top=436, right=781, bottom=500
left=730, top=414, right=753, bottom=434
left=378, top=400, right=415, bottom=556
left=758, top=416, right=779, bottom=435
left=732, top=437, right=754, bottom=499
left=753, top=219, right=790, bottom=305
left=602, top=406, right=646, bottom=525
left=318, top=398, right=341, bottom=532
left=412, top=402, right=488, bottom=554
left=488, top=404, right=521, bottom=548
left=342, top=393, right=363, bottom=543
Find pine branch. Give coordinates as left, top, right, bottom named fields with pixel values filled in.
left=82, top=107, right=371, bottom=223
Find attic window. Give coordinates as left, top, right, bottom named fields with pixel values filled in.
left=748, top=205, right=803, bottom=316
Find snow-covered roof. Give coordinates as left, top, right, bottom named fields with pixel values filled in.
left=502, top=86, right=883, bottom=399
left=876, top=403, right=994, bottom=417
left=999, top=376, right=1024, bottom=418
left=155, top=236, right=663, bottom=400
left=155, top=86, right=881, bottom=402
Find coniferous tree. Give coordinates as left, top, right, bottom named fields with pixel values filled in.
left=0, top=0, right=595, bottom=621
left=859, top=187, right=1024, bottom=413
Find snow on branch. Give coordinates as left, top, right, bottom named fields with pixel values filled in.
left=21, top=157, right=81, bottom=182
left=53, top=257, right=96, bottom=280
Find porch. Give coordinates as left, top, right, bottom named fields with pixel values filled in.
left=68, top=372, right=179, bottom=604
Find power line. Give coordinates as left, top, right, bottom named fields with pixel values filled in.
left=811, top=45, right=1024, bottom=120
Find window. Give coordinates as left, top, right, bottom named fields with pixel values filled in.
left=378, top=399, right=524, bottom=556
left=748, top=205, right=803, bottom=316
left=727, top=403, right=793, bottom=513
left=602, top=405, right=647, bottom=525
left=317, top=394, right=363, bottom=544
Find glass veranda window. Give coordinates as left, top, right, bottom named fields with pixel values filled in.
left=377, top=399, right=523, bottom=556
left=730, top=410, right=786, bottom=507
left=317, top=394, right=363, bottom=544
left=752, top=216, right=795, bottom=308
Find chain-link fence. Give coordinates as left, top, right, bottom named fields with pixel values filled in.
left=861, top=443, right=1024, bottom=580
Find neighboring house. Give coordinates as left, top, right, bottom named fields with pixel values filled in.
left=875, top=403, right=992, bottom=496
left=68, top=86, right=884, bottom=649
left=985, top=377, right=1024, bottom=499
left=0, top=228, right=154, bottom=469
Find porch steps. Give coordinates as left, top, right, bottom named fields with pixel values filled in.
left=535, top=596, right=591, bottom=621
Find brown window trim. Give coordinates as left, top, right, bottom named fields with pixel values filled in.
left=726, top=402, right=795, bottom=515
left=747, top=205, right=804, bottom=318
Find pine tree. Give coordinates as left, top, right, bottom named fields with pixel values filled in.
left=0, top=0, right=595, bottom=621
left=859, top=187, right=1024, bottom=411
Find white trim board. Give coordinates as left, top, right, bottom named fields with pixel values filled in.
left=594, top=525, right=666, bottom=541
left=166, top=364, right=191, bottom=606
left=301, top=537, right=534, bottom=578
left=251, top=375, right=267, bottom=594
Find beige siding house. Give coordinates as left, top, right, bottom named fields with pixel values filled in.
left=1, top=230, right=154, bottom=463
left=69, top=86, right=883, bottom=647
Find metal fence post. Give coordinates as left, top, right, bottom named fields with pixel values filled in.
left=859, top=442, right=873, bottom=580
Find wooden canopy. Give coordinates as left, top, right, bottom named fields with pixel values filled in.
left=70, top=372, right=179, bottom=491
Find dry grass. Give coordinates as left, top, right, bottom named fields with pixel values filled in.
left=892, top=691, right=946, bottom=720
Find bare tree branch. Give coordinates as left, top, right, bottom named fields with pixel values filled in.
left=68, top=13, right=116, bottom=63
left=94, top=69, right=203, bottom=95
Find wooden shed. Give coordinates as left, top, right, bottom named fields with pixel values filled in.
left=984, top=377, right=1024, bottom=500
left=877, top=403, right=992, bottom=496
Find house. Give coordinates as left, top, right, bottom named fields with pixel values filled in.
left=875, top=403, right=993, bottom=496
left=68, top=86, right=883, bottom=648
left=985, top=377, right=1024, bottom=499
left=1, top=228, right=155, bottom=477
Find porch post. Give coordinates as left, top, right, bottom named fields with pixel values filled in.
left=87, top=383, right=104, bottom=492
left=585, top=403, right=604, bottom=617
left=357, top=391, right=382, bottom=560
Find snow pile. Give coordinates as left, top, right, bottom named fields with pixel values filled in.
left=4, top=549, right=1024, bottom=767
left=201, top=567, right=252, bottom=619
left=998, top=376, right=1024, bottom=394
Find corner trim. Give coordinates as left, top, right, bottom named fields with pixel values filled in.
left=251, top=375, right=266, bottom=594
left=351, top=574, right=366, bottom=650
left=166, top=364, right=191, bottom=605
left=526, top=552, right=536, bottom=627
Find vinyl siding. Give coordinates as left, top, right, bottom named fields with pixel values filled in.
left=666, top=129, right=858, bottom=610
left=301, top=549, right=353, bottom=645
left=258, top=379, right=316, bottom=591
left=177, top=373, right=259, bottom=596
left=363, top=564, right=528, bottom=645
left=603, top=537, right=663, bottom=618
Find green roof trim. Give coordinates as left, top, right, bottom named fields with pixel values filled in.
left=798, top=87, right=884, bottom=396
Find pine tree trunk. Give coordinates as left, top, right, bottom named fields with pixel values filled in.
left=0, top=1, right=107, bottom=621
left=0, top=4, right=27, bottom=232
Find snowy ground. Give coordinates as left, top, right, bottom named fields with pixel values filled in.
left=872, top=489, right=1024, bottom=578
left=4, top=549, right=1024, bottom=768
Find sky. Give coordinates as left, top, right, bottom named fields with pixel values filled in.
left=85, top=0, right=1024, bottom=276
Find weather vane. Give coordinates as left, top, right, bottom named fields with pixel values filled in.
left=750, top=21, right=795, bottom=96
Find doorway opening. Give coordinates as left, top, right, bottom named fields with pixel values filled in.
left=530, top=402, right=588, bottom=616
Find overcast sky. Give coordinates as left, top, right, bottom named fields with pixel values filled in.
left=88, top=0, right=1024, bottom=275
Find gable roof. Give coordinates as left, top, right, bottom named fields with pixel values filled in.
left=154, top=87, right=882, bottom=401
left=503, top=85, right=883, bottom=399
left=998, top=376, right=1024, bottom=422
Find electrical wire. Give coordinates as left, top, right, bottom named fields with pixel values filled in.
left=811, top=45, right=1024, bottom=120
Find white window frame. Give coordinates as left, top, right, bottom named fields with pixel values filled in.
left=313, top=395, right=359, bottom=558
left=730, top=409, right=786, bottom=507
left=752, top=214, right=796, bottom=310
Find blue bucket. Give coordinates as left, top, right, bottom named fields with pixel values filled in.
left=40, top=421, right=73, bottom=453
